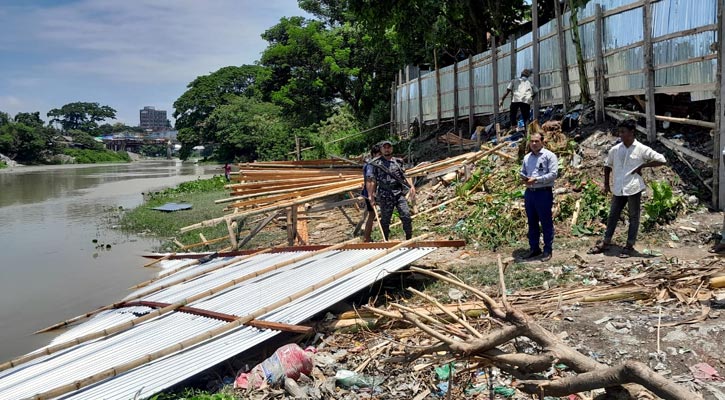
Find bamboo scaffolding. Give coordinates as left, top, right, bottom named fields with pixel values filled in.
left=229, top=179, right=363, bottom=209
left=13, top=239, right=361, bottom=369
left=27, top=234, right=429, bottom=400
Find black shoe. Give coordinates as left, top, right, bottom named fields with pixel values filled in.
left=523, top=249, right=542, bottom=259
left=540, top=252, right=552, bottom=262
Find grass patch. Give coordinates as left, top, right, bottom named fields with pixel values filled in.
left=0, top=160, right=6, bottom=169
left=150, top=388, right=238, bottom=400
left=63, top=148, right=131, bottom=163
left=119, top=176, right=232, bottom=251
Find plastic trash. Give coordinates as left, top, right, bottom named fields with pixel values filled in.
left=234, top=343, right=316, bottom=389
left=335, top=369, right=384, bottom=388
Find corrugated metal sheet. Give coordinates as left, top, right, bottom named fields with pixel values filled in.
left=0, top=247, right=436, bottom=399
left=393, top=0, right=718, bottom=129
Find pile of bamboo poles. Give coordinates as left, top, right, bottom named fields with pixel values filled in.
left=182, top=145, right=510, bottom=235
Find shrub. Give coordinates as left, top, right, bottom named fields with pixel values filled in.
left=643, top=180, right=685, bottom=230
left=63, top=148, right=131, bottom=163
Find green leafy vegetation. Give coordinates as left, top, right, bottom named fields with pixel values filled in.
left=0, top=160, right=6, bottom=169
left=149, top=388, right=237, bottom=400
left=456, top=162, right=527, bottom=250
left=557, top=180, right=609, bottom=236
left=62, top=148, right=131, bottom=164
left=642, top=180, right=685, bottom=230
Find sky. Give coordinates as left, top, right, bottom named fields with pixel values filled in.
left=0, top=0, right=310, bottom=127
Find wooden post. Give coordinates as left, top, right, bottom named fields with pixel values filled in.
left=390, top=80, right=396, bottom=137
left=492, top=34, right=500, bottom=138
left=555, top=0, right=571, bottom=111
left=399, top=69, right=404, bottom=135
left=405, top=65, right=411, bottom=136
left=532, top=0, right=540, bottom=121
left=453, top=60, right=459, bottom=153
left=418, top=67, right=424, bottom=134
left=226, top=219, right=238, bottom=250
left=294, top=135, right=301, bottom=161
left=468, top=55, right=475, bottom=136
left=643, top=0, right=657, bottom=143
left=435, top=48, right=442, bottom=128
left=510, top=34, right=517, bottom=80
left=594, top=4, right=605, bottom=123
left=716, top=0, right=725, bottom=209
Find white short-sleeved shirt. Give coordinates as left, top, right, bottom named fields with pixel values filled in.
left=605, top=139, right=666, bottom=196
left=507, top=77, right=538, bottom=105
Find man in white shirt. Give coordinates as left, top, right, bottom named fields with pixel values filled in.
left=588, top=119, right=666, bottom=258
left=500, top=69, right=538, bottom=130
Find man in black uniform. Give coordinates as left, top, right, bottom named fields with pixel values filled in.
left=365, top=140, right=416, bottom=240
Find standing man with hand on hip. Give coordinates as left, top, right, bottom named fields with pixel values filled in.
left=588, top=119, right=666, bottom=258
left=500, top=69, right=538, bottom=130
left=521, top=132, right=558, bottom=262
left=366, top=140, right=416, bottom=241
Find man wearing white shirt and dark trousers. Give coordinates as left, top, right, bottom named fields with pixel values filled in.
left=589, top=119, right=666, bottom=258
left=521, top=133, right=558, bottom=262
left=500, top=69, right=538, bottom=130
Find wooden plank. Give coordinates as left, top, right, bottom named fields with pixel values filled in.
left=296, top=206, right=309, bottom=245
left=643, top=0, right=656, bottom=142
left=555, top=1, right=570, bottom=111
left=594, top=4, right=606, bottom=123
left=652, top=24, right=718, bottom=44
left=237, top=210, right=283, bottom=249
left=532, top=0, right=540, bottom=121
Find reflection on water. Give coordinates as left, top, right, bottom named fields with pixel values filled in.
left=0, top=160, right=218, bottom=361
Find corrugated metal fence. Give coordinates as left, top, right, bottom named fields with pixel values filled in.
left=395, top=0, right=719, bottom=133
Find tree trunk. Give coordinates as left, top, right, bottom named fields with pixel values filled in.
left=568, top=0, right=591, bottom=104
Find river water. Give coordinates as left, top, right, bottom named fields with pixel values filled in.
left=0, top=160, right=219, bottom=361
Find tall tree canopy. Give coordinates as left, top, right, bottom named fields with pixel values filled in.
left=47, top=102, right=116, bottom=132
left=173, top=65, right=270, bottom=158
left=299, top=0, right=529, bottom=65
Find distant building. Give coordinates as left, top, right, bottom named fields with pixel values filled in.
left=139, top=106, right=168, bottom=132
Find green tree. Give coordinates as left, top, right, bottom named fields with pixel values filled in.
left=0, top=111, right=11, bottom=127
left=0, top=121, right=54, bottom=163
left=204, top=96, right=293, bottom=162
left=68, top=129, right=105, bottom=151
left=47, top=102, right=116, bottom=132
left=173, top=65, right=270, bottom=159
left=14, top=112, right=44, bottom=128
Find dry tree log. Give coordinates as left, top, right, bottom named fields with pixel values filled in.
left=364, top=256, right=701, bottom=400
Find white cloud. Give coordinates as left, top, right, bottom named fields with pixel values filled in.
left=0, top=0, right=309, bottom=125
left=31, top=0, right=300, bottom=84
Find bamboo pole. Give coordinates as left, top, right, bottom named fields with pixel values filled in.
left=28, top=234, right=430, bottom=400
left=11, top=239, right=361, bottom=371
left=532, top=0, right=540, bottom=121
left=717, top=0, right=725, bottom=208
left=604, top=107, right=715, bottom=129
left=143, top=253, right=174, bottom=268
left=643, top=0, right=657, bottom=143
left=555, top=0, right=571, bottom=111
left=492, top=34, right=500, bottom=136
left=390, top=196, right=460, bottom=228
left=594, top=4, right=606, bottom=123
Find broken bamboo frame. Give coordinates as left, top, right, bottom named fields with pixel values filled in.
left=27, top=234, right=430, bottom=400
left=605, top=107, right=715, bottom=129
left=11, top=238, right=361, bottom=370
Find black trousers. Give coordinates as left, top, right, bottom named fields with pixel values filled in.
left=509, top=102, right=531, bottom=128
